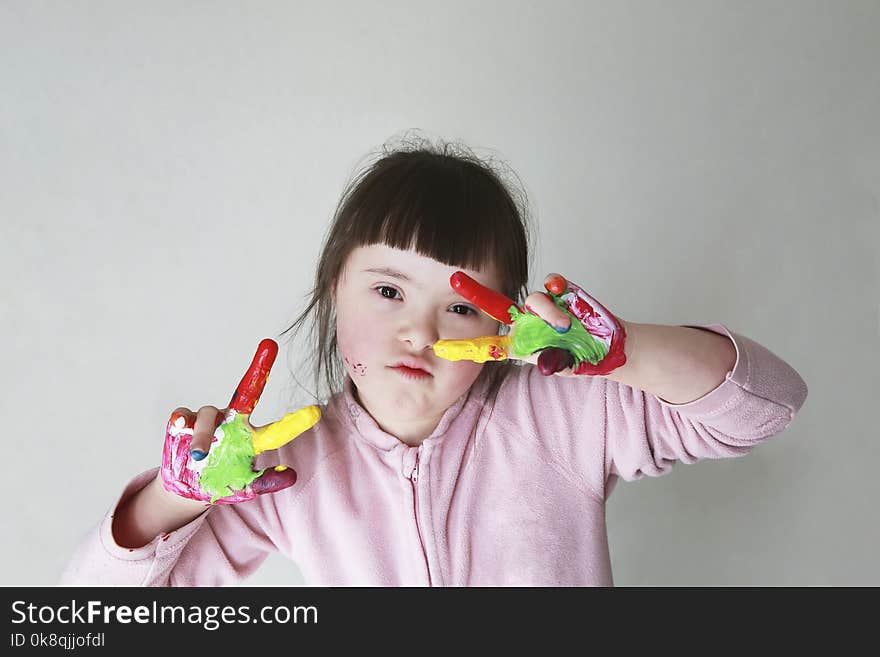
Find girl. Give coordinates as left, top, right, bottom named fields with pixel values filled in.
left=61, top=137, right=808, bottom=586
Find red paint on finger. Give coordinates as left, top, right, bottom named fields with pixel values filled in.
left=450, top=272, right=521, bottom=325
left=229, top=338, right=278, bottom=414
left=545, top=274, right=568, bottom=296
left=169, top=411, right=193, bottom=429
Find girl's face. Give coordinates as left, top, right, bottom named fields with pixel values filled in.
left=333, top=244, right=503, bottom=444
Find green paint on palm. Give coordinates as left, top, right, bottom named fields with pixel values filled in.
left=508, top=301, right=607, bottom=366
left=198, top=414, right=264, bottom=504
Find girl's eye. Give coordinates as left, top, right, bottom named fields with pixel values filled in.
left=376, top=285, right=400, bottom=300
left=374, top=286, right=476, bottom=317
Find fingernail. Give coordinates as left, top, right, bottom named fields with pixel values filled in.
left=190, top=449, right=207, bottom=461
left=554, top=321, right=572, bottom=333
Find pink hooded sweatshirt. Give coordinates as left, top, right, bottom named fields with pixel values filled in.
left=61, top=324, right=807, bottom=586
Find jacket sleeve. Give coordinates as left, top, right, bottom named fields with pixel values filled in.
left=599, top=323, right=808, bottom=496
left=60, top=467, right=278, bottom=586
left=517, top=323, right=808, bottom=500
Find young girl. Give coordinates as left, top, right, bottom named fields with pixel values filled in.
left=61, top=137, right=808, bottom=586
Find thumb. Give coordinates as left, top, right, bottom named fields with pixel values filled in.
left=537, top=347, right=574, bottom=376
left=251, top=466, right=298, bottom=496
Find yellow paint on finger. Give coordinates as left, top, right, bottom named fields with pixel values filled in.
left=432, top=335, right=512, bottom=363
left=273, top=465, right=288, bottom=472
left=252, top=405, right=321, bottom=455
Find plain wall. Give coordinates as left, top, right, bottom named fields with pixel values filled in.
left=1, top=0, right=877, bottom=585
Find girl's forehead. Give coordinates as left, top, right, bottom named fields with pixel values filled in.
left=346, top=244, right=500, bottom=289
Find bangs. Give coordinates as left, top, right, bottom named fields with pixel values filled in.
left=340, top=152, right=528, bottom=297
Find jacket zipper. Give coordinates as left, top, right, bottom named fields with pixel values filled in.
left=410, top=450, right=433, bottom=586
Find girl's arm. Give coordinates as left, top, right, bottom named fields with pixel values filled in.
left=111, top=471, right=209, bottom=549
left=498, top=322, right=808, bottom=502
left=601, top=321, right=739, bottom=405
left=61, top=468, right=279, bottom=586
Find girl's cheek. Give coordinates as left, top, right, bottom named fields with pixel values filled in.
left=337, top=326, right=370, bottom=378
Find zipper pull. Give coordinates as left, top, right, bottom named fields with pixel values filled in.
left=410, top=453, right=419, bottom=483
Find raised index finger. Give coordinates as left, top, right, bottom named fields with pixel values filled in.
left=228, top=338, right=278, bottom=415
left=450, top=272, right=522, bottom=325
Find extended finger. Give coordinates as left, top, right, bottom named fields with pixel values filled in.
left=251, top=466, right=298, bottom=496
left=228, top=338, right=278, bottom=415
left=432, top=335, right=512, bottom=363
left=251, top=405, right=322, bottom=455
left=450, top=272, right=522, bottom=325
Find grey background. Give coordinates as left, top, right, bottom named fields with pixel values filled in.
left=1, top=1, right=877, bottom=586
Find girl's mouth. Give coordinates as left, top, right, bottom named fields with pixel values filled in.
left=390, top=365, right=432, bottom=380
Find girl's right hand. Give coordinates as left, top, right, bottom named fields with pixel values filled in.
left=160, top=339, right=321, bottom=505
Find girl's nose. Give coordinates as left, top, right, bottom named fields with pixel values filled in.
left=399, top=318, right=440, bottom=352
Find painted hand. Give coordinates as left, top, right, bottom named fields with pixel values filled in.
left=433, top=272, right=627, bottom=377
left=161, top=339, right=321, bottom=504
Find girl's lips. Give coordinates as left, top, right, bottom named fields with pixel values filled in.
left=390, top=365, right=432, bottom=380
left=390, top=359, right=432, bottom=374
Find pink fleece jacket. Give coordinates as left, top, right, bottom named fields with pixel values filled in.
left=60, top=324, right=808, bottom=586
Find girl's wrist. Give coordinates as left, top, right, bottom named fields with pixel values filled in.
left=151, top=471, right=210, bottom=513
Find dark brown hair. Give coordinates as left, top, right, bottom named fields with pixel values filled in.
left=280, top=134, right=534, bottom=407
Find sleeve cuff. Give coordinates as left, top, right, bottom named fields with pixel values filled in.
left=654, top=323, right=747, bottom=414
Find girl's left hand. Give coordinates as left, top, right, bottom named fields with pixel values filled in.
left=440, top=271, right=628, bottom=377
left=521, top=273, right=628, bottom=376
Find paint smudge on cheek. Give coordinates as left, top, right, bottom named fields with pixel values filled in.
left=343, top=354, right=367, bottom=377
